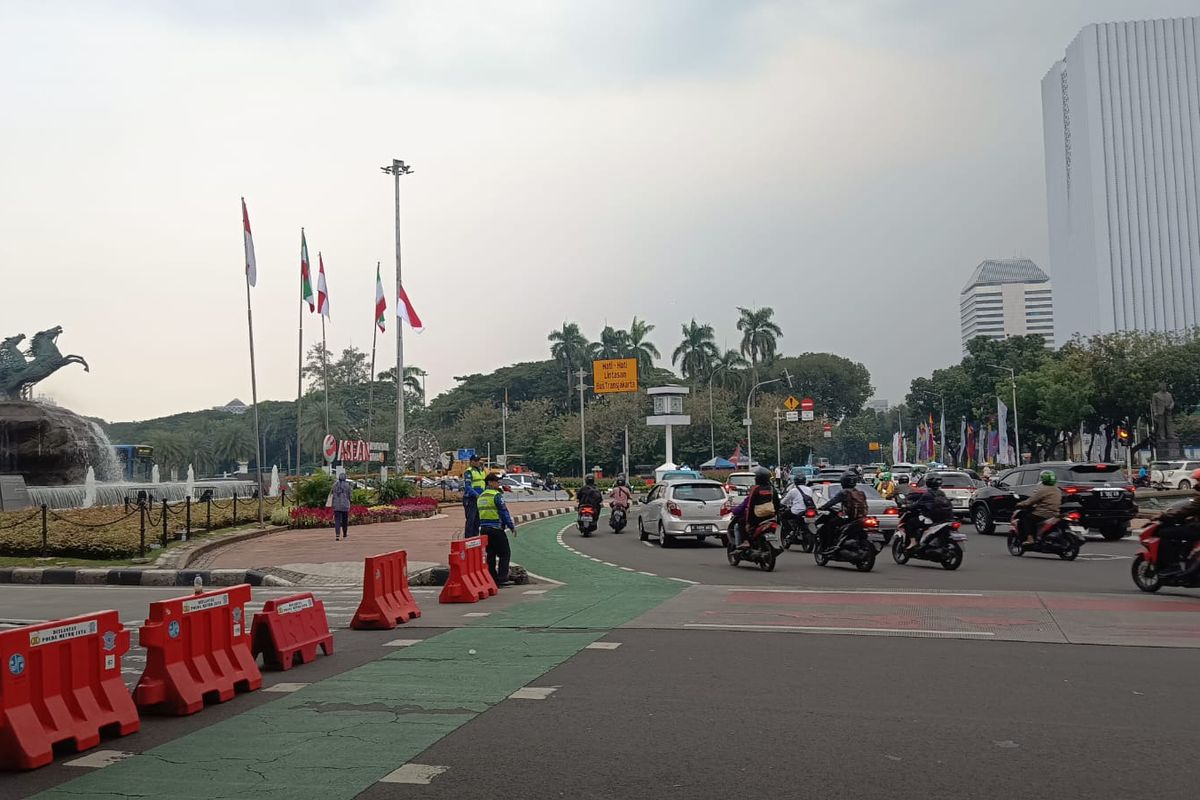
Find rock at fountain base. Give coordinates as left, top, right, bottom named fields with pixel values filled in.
left=0, top=400, right=116, bottom=486
left=0, top=475, right=33, bottom=510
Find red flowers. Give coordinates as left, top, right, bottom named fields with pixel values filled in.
left=288, top=497, right=438, bottom=528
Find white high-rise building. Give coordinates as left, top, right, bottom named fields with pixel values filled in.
left=960, top=258, right=1055, bottom=351
left=1042, top=17, right=1200, bottom=343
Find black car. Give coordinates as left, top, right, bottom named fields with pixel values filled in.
left=968, top=462, right=1137, bottom=541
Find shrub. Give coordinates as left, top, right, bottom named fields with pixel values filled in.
left=377, top=477, right=415, bottom=504
left=286, top=496, right=438, bottom=529
left=293, top=473, right=334, bottom=508
left=269, top=508, right=290, bottom=526
left=351, top=487, right=376, bottom=506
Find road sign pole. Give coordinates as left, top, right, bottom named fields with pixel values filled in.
left=774, top=408, right=781, bottom=469
left=576, top=369, right=588, bottom=478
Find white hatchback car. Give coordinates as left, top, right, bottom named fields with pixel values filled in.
left=638, top=479, right=731, bottom=547
left=1151, top=460, right=1200, bottom=489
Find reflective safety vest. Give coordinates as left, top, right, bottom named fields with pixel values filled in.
left=466, top=468, right=488, bottom=490
left=477, top=488, right=502, bottom=522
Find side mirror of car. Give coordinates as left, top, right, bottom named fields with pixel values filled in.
left=994, top=481, right=1007, bottom=490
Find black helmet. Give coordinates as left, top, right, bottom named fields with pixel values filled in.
left=840, top=473, right=857, bottom=489
left=754, top=467, right=771, bottom=486
left=616, top=475, right=626, bottom=486
left=585, top=475, right=595, bottom=486
left=794, top=474, right=807, bottom=486
left=925, top=474, right=943, bottom=490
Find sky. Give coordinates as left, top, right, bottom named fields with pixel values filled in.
left=2, top=0, right=1197, bottom=423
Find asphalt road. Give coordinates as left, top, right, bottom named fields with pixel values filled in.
left=360, top=629, right=1199, bottom=800
left=567, top=517, right=1151, bottom=594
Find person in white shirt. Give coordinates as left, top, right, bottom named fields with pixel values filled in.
left=779, top=474, right=815, bottom=545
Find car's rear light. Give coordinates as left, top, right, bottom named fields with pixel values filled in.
left=667, top=501, right=682, bottom=517
left=863, top=516, right=880, bottom=528
left=1064, top=486, right=1079, bottom=494
left=884, top=507, right=898, bottom=515
left=724, top=484, right=734, bottom=493
left=805, top=509, right=817, bottom=518
left=1066, top=511, right=1081, bottom=522
left=719, top=501, right=731, bottom=516
left=1126, top=486, right=1136, bottom=493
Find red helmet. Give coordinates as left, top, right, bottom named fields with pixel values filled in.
left=1191, top=468, right=1200, bottom=486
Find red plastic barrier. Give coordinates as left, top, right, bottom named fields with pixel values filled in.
left=133, top=584, right=261, bottom=715
left=350, top=550, right=422, bottom=629
left=0, top=611, right=138, bottom=771
left=473, top=534, right=499, bottom=597
left=439, top=537, right=493, bottom=603
left=250, top=593, right=334, bottom=671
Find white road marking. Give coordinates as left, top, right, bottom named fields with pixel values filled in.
left=523, top=589, right=548, bottom=595
left=589, top=557, right=603, bottom=562
left=684, top=623, right=996, bottom=637
left=383, top=639, right=423, bottom=647
left=379, top=764, right=449, bottom=785
left=509, top=686, right=558, bottom=700
left=619, top=566, right=636, bottom=572
left=602, top=562, right=618, bottom=567
left=263, top=682, right=309, bottom=693
left=463, top=612, right=491, bottom=617
left=585, top=642, right=622, bottom=650
left=64, top=750, right=135, bottom=769
left=669, top=577, right=699, bottom=584
left=637, top=571, right=657, bottom=576
left=727, top=589, right=986, bottom=597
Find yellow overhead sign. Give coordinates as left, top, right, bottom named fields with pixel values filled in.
left=593, top=358, right=639, bottom=394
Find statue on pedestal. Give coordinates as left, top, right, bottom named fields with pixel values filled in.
left=1151, top=383, right=1175, bottom=440
left=0, top=326, right=89, bottom=400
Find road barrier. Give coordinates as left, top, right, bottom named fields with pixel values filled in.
left=250, top=592, right=334, bottom=671
left=439, top=536, right=498, bottom=603
left=133, top=584, right=262, bottom=715
left=0, top=611, right=139, bottom=770
left=351, top=550, right=422, bottom=629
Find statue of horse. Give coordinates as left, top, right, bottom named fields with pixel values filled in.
left=0, top=326, right=89, bottom=400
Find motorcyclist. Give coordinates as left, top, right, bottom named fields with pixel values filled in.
left=609, top=475, right=633, bottom=513
left=779, top=474, right=815, bottom=537
left=904, top=473, right=953, bottom=550
left=1155, top=468, right=1200, bottom=578
left=732, top=467, right=780, bottom=549
left=817, top=473, right=868, bottom=551
left=576, top=475, right=604, bottom=517
left=1015, top=470, right=1061, bottom=545
left=875, top=471, right=897, bottom=500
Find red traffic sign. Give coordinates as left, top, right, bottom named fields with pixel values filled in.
left=322, top=434, right=337, bottom=461
left=801, top=397, right=815, bottom=412
left=822, top=423, right=832, bottom=432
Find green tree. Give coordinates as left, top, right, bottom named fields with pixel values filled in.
left=548, top=322, right=590, bottom=406
left=590, top=326, right=632, bottom=360
left=711, top=349, right=749, bottom=392
left=737, top=306, right=782, bottom=384
left=672, top=319, right=719, bottom=383
left=628, top=316, right=660, bottom=373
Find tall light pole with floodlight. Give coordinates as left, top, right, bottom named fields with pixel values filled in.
left=381, top=159, right=413, bottom=470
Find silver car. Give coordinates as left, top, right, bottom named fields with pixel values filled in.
left=638, top=479, right=730, bottom=547
left=811, top=482, right=900, bottom=535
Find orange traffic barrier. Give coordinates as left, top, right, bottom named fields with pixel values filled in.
left=133, top=584, right=261, bottom=716
left=350, top=550, right=422, bottom=629
left=0, top=611, right=139, bottom=771
left=440, top=537, right=493, bottom=603
left=250, top=593, right=334, bottom=671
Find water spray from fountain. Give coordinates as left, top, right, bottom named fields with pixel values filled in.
left=185, top=464, right=195, bottom=499
left=82, top=466, right=96, bottom=508
left=151, top=463, right=160, bottom=485
left=269, top=465, right=280, bottom=497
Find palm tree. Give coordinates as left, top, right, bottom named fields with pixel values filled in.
left=590, top=326, right=632, bottom=360
left=548, top=322, right=589, bottom=404
left=672, top=319, right=719, bottom=382
left=737, top=306, right=783, bottom=385
left=712, top=349, right=749, bottom=390
left=628, top=316, right=660, bottom=373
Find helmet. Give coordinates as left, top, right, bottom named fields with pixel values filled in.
left=585, top=475, right=596, bottom=486
left=1040, top=470, right=1056, bottom=486
left=754, top=467, right=772, bottom=486
left=794, top=474, right=807, bottom=486
left=840, top=473, right=857, bottom=489
left=616, top=475, right=626, bottom=486
left=880, top=471, right=891, bottom=481
left=925, top=474, right=943, bottom=490
left=1191, top=468, right=1200, bottom=488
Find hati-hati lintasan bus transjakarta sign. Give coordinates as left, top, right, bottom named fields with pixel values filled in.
left=592, top=358, right=638, bottom=394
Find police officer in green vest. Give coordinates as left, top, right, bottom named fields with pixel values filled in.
left=462, top=454, right=489, bottom=537
left=477, top=472, right=517, bottom=584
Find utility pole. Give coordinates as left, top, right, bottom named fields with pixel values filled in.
left=745, top=370, right=792, bottom=469
left=381, top=159, right=413, bottom=471
left=774, top=407, right=782, bottom=469
left=707, top=364, right=727, bottom=462
left=576, top=368, right=588, bottom=478
left=501, top=388, right=508, bottom=467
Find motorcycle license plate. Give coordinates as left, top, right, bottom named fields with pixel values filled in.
left=764, top=533, right=781, bottom=545
left=580, top=516, right=593, bottom=524
left=950, top=533, right=968, bottom=542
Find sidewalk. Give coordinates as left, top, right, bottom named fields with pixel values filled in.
left=194, top=501, right=574, bottom=582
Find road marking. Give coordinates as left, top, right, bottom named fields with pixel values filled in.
left=263, top=682, right=309, bottom=693
left=523, top=589, right=548, bottom=595
left=684, top=623, right=996, bottom=637
left=669, top=577, right=699, bottom=584
left=589, top=557, right=603, bottom=562
left=509, top=686, right=558, bottom=700
left=619, top=566, right=636, bottom=572
left=383, top=639, right=422, bottom=647
left=602, top=562, right=618, bottom=567
left=64, top=750, right=135, bottom=769
left=463, top=612, right=491, bottom=618
left=638, top=571, right=657, bottom=576
left=585, top=641, right=622, bottom=650
left=379, top=764, right=449, bottom=785
left=728, top=589, right=986, bottom=597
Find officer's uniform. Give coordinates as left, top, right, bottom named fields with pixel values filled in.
left=462, top=465, right=488, bottom=537
left=476, top=486, right=516, bottom=583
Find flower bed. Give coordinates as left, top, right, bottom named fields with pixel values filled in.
left=287, top=496, right=439, bottom=529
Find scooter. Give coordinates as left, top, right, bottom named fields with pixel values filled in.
left=577, top=505, right=598, bottom=537
left=609, top=505, right=628, bottom=533
left=726, top=518, right=783, bottom=571
left=779, top=508, right=818, bottom=553
left=1131, top=520, right=1200, bottom=592
left=812, top=511, right=881, bottom=572
left=1008, top=509, right=1086, bottom=560
left=892, top=508, right=967, bottom=570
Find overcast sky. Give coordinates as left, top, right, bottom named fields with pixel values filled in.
left=2, top=0, right=1196, bottom=422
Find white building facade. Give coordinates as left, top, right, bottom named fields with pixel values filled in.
left=1042, top=17, right=1200, bottom=343
left=960, top=259, right=1055, bottom=351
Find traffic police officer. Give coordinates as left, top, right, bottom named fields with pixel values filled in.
left=477, top=472, right=517, bottom=584
left=462, top=454, right=489, bottom=537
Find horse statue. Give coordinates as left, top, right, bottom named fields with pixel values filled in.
left=0, top=326, right=89, bottom=400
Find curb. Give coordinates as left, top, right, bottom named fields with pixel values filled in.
left=0, top=567, right=288, bottom=587
left=154, top=524, right=290, bottom=570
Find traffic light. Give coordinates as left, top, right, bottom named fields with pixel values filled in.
left=1116, top=426, right=1130, bottom=442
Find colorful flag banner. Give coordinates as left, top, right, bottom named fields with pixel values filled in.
left=397, top=282, right=424, bottom=333
left=300, top=231, right=314, bottom=311
left=242, top=198, right=256, bottom=287
left=317, top=254, right=331, bottom=319
left=374, top=264, right=387, bottom=333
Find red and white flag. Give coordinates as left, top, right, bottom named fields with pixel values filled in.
left=241, top=198, right=256, bottom=287
left=374, top=263, right=386, bottom=333
left=317, top=253, right=331, bottom=319
left=397, top=282, right=423, bottom=333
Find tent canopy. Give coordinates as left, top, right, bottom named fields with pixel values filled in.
left=700, top=457, right=735, bottom=470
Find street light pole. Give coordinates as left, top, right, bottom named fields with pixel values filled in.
left=774, top=408, right=782, bottom=469
left=745, top=371, right=791, bottom=468
left=987, top=364, right=1021, bottom=465
left=380, top=159, right=413, bottom=471
left=707, top=364, right=728, bottom=462
left=576, top=368, right=588, bottom=478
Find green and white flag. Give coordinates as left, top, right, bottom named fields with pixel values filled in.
left=300, top=230, right=315, bottom=312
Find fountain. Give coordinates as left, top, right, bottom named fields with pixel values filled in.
left=268, top=465, right=279, bottom=497
left=151, top=463, right=160, bottom=485
left=82, top=466, right=96, bottom=508
left=185, top=464, right=195, bottom=499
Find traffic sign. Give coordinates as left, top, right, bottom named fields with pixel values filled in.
left=783, top=395, right=800, bottom=411
left=801, top=410, right=814, bottom=421
left=592, top=358, right=639, bottom=394
left=785, top=411, right=799, bottom=422
left=800, top=397, right=814, bottom=411
left=322, top=434, right=337, bottom=461
left=822, top=423, right=833, bottom=439
left=868, top=441, right=881, bottom=451
left=456, top=448, right=476, bottom=462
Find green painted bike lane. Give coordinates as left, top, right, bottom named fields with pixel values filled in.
left=38, top=517, right=683, bottom=800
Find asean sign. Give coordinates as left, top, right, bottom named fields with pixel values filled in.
left=338, top=440, right=369, bottom=462
left=322, top=434, right=338, bottom=461
left=593, top=358, right=638, bottom=394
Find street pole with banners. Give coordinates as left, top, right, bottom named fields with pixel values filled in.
left=381, top=159, right=413, bottom=472
left=987, top=364, right=1021, bottom=465
left=576, top=368, right=588, bottom=478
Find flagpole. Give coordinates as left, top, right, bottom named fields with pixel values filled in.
left=382, top=159, right=413, bottom=473
left=501, top=388, right=508, bottom=467
left=297, top=229, right=305, bottom=476
left=242, top=198, right=264, bottom=526
left=368, top=262, right=379, bottom=454
left=320, top=252, right=330, bottom=440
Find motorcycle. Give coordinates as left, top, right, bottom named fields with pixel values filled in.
left=1131, top=520, right=1200, bottom=592
left=892, top=507, right=967, bottom=570
left=609, top=505, right=628, bottom=533
left=1007, top=508, right=1086, bottom=560
left=577, top=505, right=598, bottom=537
left=726, top=518, right=783, bottom=571
left=812, top=511, right=881, bottom=572
left=779, top=508, right=818, bottom=553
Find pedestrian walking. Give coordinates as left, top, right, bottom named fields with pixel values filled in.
left=331, top=471, right=352, bottom=541
left=477, top=472, right=517, bottom=584
left=462, top=454, right=488, bottom=537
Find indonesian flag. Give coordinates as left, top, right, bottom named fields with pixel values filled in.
left=374, top=263, right=386, bottom=333
left=241, top=198, right=256, bottom=287
left=317, top=253, right=330, bottom=319
left=397, top=282, right=423, bottom=333
left=300, top=230, right=314, bottom=312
